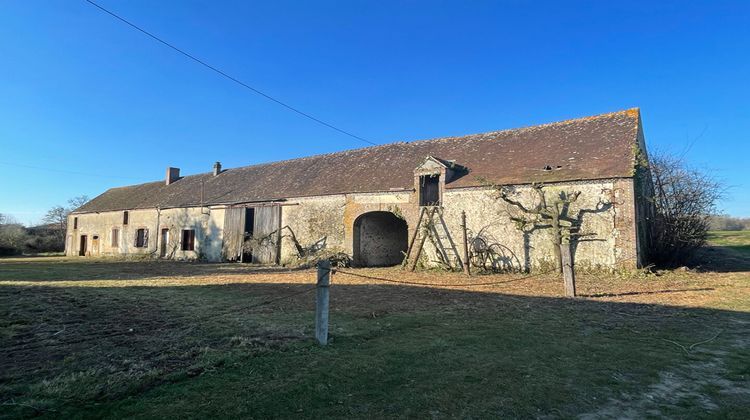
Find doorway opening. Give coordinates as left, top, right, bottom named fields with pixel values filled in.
left=241, top=208, right=255, bottom=262
left=160, top=228, right=169, bottom=257
left=419, top=175, right=441, bottom=206
left=79, top=235, right=87, bottom=256
left=353, top=211, right=408, bottom=267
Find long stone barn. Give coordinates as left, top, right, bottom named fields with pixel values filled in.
left=66, top=108, right=653, bottom=270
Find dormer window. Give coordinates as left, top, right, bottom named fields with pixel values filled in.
left=414, top=156, right=461, bottom=208
left=419, top=175, right=441, bottom=206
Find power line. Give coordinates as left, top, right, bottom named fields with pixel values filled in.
left=83, top=0, right=377, bottom=146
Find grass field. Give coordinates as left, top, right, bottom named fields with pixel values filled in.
left=1, top=236, right=749, bottom=418
left=709, top=230, right=750, bottom=256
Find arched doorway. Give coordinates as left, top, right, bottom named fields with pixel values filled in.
left=353, top=211, right=408, bottom=267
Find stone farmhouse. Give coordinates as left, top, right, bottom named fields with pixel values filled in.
left=66, top=109, right=653, bottom=270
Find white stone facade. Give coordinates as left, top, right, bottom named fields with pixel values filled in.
left=67, top=177, right=643, bottom=270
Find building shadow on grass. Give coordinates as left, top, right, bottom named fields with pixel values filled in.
left=578, top=287, right=716, bottom=298
left=692, top=246, right=750, bottom=273
left=0, top=258, right=311, bottom=282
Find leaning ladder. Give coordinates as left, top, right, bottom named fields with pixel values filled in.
left=403, top=206, right=464, bottom=271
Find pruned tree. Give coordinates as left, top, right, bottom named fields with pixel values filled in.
left=481, top=180, right=611, bottom=297
left=648, top=152, right=723, bottom=266
left=496, top=184, right=581, bottom=271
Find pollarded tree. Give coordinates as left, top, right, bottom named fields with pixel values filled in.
left=482, top=180, right=611, bottom=297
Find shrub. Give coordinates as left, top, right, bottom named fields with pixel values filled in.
left=648, top=153, right=723, bottom=266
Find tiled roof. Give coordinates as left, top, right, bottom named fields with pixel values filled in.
left=74, top=108, right=642, bottom=214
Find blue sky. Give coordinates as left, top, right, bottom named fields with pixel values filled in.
left=1, top=0, right=748, bottom=224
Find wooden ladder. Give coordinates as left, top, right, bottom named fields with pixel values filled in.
left=403, top=206, right=464, bottom=271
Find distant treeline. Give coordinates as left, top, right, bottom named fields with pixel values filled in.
left=708, top=214, right=750, bottom=231
left=0, top=218, right=63, bottom=256
left=0, top=196, right=89, bottom=256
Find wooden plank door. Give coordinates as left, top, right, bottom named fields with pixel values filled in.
left=222, top=207, right=246, bottom=261
left=252, top=206, right=281, bottom=264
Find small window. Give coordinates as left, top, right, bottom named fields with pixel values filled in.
left=123, top=211, right=129, bottom=225
left=134, top=228, right=148, bottom=248
left=73, top=217, right=78, bottom=230
left=419, top=175, right=441, bottom=206
left=111, top=228, right=119, bottom=247
left=181, top=229, right=195, bottom=251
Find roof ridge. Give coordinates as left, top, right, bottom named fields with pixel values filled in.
left=180, top=107, right=640, bottom=178
left=109, top=108, right=639, bottom=190
left=403, top=108, right=639, bottom=146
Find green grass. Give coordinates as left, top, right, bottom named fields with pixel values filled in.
left=708, top=230, right=750, bottom=256
left=1, top=257, right=748, bottom=419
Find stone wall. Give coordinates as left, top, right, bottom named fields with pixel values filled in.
left=278, top=195, right=347, bottom=263
left=439, top=180, right=637, bottom=270
left=66, top=206, right=226, bottom=261
left=67, top=177, right=641, bottom=270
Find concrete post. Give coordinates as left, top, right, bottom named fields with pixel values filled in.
left=315, top=260, right=331, bottom=345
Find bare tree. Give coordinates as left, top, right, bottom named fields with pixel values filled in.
left=648, top=153, right=722, bottom=266
left=42, top=206, right=68, bottom=233
left=67, top=196, right=89, bottom=211
left=482, top=181, right=610, bottom=297
left=494, top=184, right=581, bottom=273
left=41, top=196, right=89, bottom=248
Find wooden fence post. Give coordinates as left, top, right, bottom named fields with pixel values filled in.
left=561, top=242, right=576, bottom=297
left=461, top=211, right=471, bottom=276
left=315, top=260, right=331, bottom=345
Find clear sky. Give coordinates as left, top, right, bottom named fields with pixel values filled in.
left=1, top=0, right=748, bottom=224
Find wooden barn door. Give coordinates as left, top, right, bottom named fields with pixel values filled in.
left=252, top=206, right=281, bottom=264
left=222, top=207, right=246, bottom=261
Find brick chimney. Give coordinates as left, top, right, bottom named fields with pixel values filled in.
left=213, top=161, right=222, bottom=176
left=166, top=167, right=180, bottom=185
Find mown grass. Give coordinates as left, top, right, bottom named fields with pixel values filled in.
left=708, top=230, right=750, bottom=256
left=1, top=256, right=749, bottom=419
